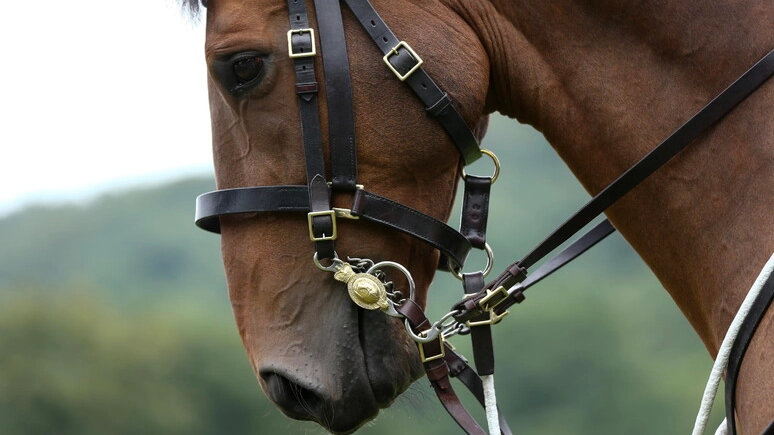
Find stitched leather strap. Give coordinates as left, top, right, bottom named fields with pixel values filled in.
left=195, top=186, right=309, bottom=233
left=195, top=186, right=471, bottom=268
left=313, top=0, right=358, bottom=190
left=518, top=48, right=774, bottom=274
left=460, top=175, right=491, bottom=249
left=341, top=0, right=482, bottom=165
left=446, top=347, right=513, bottom=435
left=464, top=272, right=496, bottom=376
left=453, top=48, right=774, bottom=321
left=396, top=300, right=489, bottom=435
left=352, top=189, right=471, bottom=269
left=288, top=0, right=335, bottom=258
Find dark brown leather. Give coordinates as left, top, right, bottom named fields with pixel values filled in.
left=341, top=0, right=482, bottom=165
left=464, top=272, right=495, bottom=376
left=725, top=272, right=774, bottom=435
left=396, top=299, right=488, bottom=435
left=313, top=0, right=358, bottom=190
left=195, top=1, right=774, bottom=433
left=460, top=175, right=491, bottom=249
left=352, top=189, right=471, bottom=270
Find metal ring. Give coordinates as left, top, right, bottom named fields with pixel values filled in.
left=448, top=243, right=494, bottom=280
left=461, top=149, right=500, bottom=184
left=404, top=320, right=440, bottom=343
left=366, top=261, right=416, bottom=302
left=313, top=252, right=342, bottom=272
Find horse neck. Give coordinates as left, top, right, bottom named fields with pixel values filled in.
left=453, top=0, right=774, bottom=352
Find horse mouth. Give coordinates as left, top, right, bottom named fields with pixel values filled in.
left=256, top=299, right=423, bottom=434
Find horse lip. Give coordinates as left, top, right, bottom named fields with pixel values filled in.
left=358, top=306, right=421, bottom=409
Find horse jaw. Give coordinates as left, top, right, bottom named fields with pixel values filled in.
left=219, top=214, right=435, bottom=433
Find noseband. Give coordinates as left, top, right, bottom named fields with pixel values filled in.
left=195, top=0, right=774, bottom=433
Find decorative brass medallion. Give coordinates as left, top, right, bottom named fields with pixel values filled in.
left=333, top=263, right=389, bottom=310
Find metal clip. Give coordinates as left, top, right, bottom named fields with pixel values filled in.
left=383, top=41, right=423, bottom=81
left=287, top=28, right=316, bottom=58
left=307, top=210, right=337, bottom=241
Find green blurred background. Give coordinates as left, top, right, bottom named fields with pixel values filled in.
left=0, top=116, right=726, bottom=434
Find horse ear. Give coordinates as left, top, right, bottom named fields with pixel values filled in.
left=178, top=0, right=206, bottom=19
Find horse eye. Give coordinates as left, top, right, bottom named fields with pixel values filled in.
left=212, top=51, right=267, bottom=97
left=233, top=56, right=264, bottom=84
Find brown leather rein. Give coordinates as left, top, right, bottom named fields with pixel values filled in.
left=195, top=0, right=774, bottom=433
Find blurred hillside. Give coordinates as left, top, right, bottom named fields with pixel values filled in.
left=0, top=116, right=722, bottom=434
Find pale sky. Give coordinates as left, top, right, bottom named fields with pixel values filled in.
left=0, top=0, right=211, bottom=215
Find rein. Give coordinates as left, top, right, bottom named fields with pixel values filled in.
left=194, top=0, right=774, bottom=432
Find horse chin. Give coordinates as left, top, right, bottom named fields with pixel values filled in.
left=248, top=286, right=424, bottom=434
left=359, top=308, right=424, bottom=406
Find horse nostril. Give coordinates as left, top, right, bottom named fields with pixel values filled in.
left=260, top=371, right=324, bottom=421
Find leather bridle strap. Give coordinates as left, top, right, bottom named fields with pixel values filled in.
left=313, top=0, right=358, bottom=190
left=397, top=299, right=512, bottom=435
left=287, top=0, right=336, bottom=259
left=457, top=47, right=774, bottom=319
left=196, top=186, right=472, bottom=268
left=341, top=0, right=481, bottom=165
left=196, top=0, right=481, bottom=270
left=724, top=271, right=774, bottom=435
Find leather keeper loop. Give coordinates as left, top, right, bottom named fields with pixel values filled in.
left=460, top=175, right=491, bottom=249
left=296, top=82, right=319, bottom=94
left=427, top=93, right=453, bottom=117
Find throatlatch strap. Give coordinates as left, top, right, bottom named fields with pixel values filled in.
left=341, top=0, right=482, bottom=165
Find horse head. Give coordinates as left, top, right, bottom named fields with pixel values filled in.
left=190, top=0, right=774, bottom=433
left=196, top=0, right=489, bottom=431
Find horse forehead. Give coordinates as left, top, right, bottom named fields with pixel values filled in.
left=205, top=0, right=286, bottom=41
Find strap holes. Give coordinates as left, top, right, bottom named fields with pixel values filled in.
left=421, top=83, right=427, bottom=89
left=296, top=14, right=301, bottom=21
left=382, top=36, right=388, bottom=43
left=370, top=20, right=376, bottom=27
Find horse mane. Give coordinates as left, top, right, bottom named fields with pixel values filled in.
left=178, top=0, right=204, bottom=19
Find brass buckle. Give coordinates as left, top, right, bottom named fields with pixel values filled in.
left=383, top=41, right=423, bottom=81
left=307, top=210, right=336, bottom=241
left=332, top=208, right=360, bottom=220
left=478, top=286, right=509, bottom=312
left=418, top=335, right=446, bottom=363
left=466, top=309, right=510, bottom=327
left=287, top=28, right=316, bottom=58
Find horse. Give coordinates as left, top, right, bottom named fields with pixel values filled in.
left=185, top=0, right=773, bottom=433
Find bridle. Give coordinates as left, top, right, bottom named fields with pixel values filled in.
left=194, top=0, right=774, bottom=433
